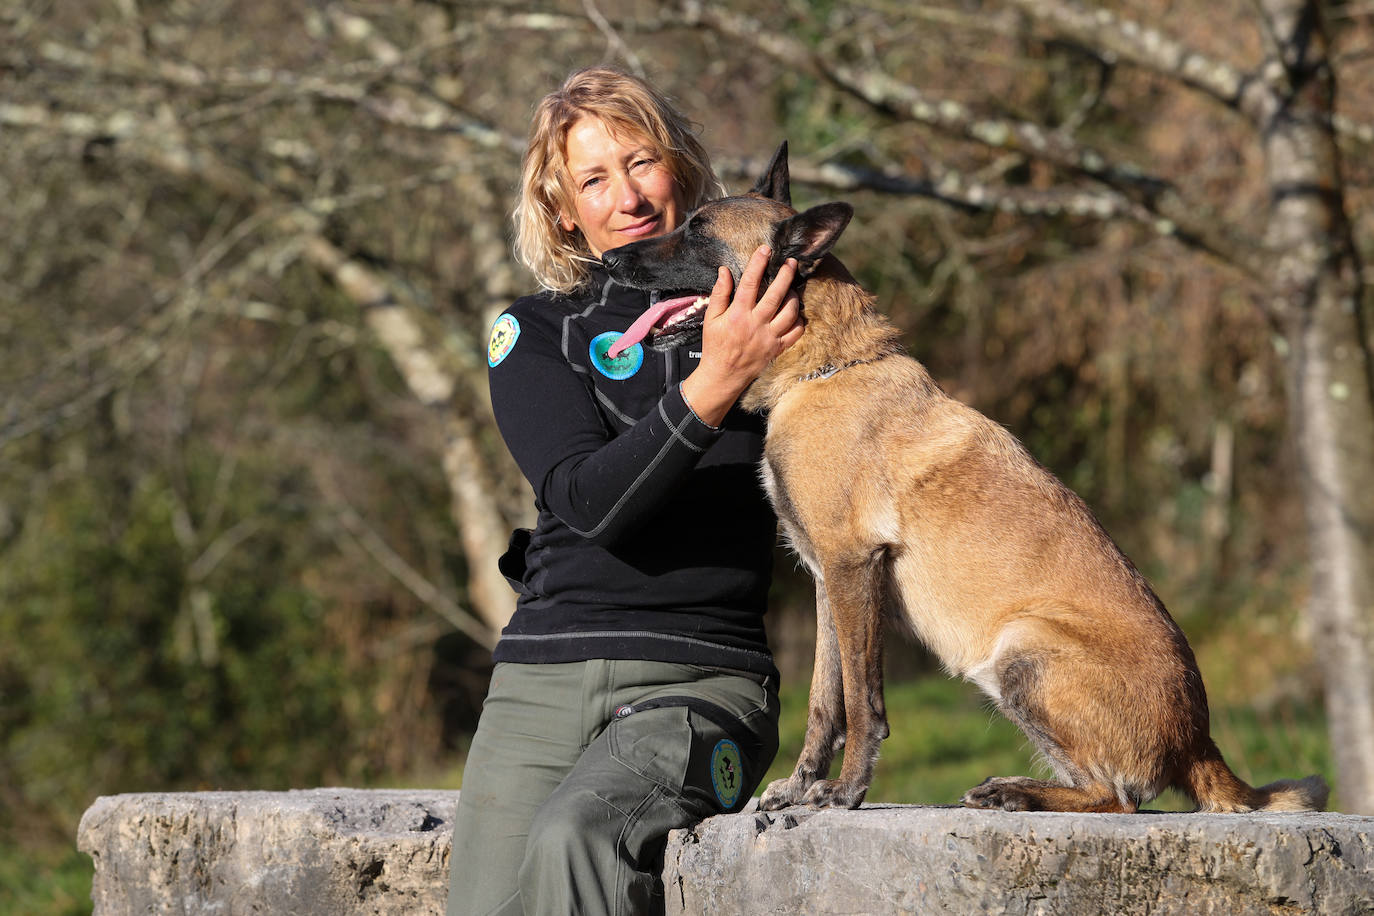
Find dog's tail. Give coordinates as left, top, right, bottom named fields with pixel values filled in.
left=1183, top=742, right=1329, bottom=812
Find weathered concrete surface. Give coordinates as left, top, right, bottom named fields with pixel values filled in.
left=79, top=791, right=1374, bottom=915
left=664, top=804, right=1374, bottom=915
left=78, top=789, right=458, bottom=915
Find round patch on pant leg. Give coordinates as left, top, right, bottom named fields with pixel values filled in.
left=710, top=739, right=743, bottom=809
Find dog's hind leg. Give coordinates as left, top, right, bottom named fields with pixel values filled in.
left=797, top=546, right=890, bottom=809
left=759, top=580, right=846, bottom=810
left=961, top=651, right=1140, bottom=813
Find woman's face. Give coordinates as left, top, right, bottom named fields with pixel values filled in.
left=559, top=116, right=686, bottom=258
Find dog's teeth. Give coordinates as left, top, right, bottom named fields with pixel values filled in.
left=662, top=297, right=710, bottom=329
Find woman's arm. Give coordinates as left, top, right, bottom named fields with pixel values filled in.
left=489, top=305, right=718, bottom=546
left=489, top=251, right=801, bottom=545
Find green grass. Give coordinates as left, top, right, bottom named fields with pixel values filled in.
left=760, top=675, right=1037, bottom=806
left=0, top=844, right=93, bottom=916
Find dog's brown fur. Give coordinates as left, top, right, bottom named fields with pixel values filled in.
left=601, top=143, right=1329, bottom=814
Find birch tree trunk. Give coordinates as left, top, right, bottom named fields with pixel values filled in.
left=303, top=235, right=517, bottom=640
left=1256, top=0, right=1374, bottom=813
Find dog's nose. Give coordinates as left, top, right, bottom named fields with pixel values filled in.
left=600, top=249, right=624, bottom=274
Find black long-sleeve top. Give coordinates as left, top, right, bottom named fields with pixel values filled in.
left=485, top=267, right=778, bottom=677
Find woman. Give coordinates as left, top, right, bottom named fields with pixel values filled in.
left=447, top=66, right=803, bottom=916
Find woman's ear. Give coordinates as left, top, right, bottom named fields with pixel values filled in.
left=559, top=212, right=577, bottom=233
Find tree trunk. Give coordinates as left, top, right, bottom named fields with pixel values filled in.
left=443, top=415, right=520, bottom=636
left=1258, top=0, right=1374, bottom=813
left=303, top=236, right=515, bottom=640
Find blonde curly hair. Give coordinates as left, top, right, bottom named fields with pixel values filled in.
left=514, top=67, right=726, bottom=294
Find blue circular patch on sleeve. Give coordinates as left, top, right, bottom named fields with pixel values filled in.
left=589, top=331, right=643, bottom=380
left=488, top=314, right=520, bottom=367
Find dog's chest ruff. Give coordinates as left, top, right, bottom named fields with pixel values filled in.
left=758, top=456, right=819, bottom=575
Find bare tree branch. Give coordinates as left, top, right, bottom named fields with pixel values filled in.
left=1006, top=0, right=1374, bottom=145
left=681, top=3, right=1157, bottom=186
left=1004, top=0, right=1258, bottom=107
left=22, top=40, right=525, bottom=153
left=724, top=155, right=1157, bottom=227
left=583, top=0, right=647, bottom=78
left=676, top=2, right=1268, bottom=279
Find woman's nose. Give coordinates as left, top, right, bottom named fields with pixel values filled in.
left=616, top=174, right=646, bottom=210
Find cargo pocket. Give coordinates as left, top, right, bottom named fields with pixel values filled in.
left=607, top=705, right=693, bottom=794
left=682, top=705, right=778, bottom=814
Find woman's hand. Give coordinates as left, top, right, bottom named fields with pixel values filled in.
left=679, top=245, right=804, bottom=427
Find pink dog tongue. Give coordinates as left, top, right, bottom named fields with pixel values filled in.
left=607, top=294, right=701, bottom=358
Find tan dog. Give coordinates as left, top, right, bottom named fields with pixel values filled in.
left=602, top=143, right=1328, bottom=814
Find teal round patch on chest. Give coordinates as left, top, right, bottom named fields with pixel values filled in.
left=589, top=332, right=643, bottom=380
left=710, top=738, right=744, bottom=809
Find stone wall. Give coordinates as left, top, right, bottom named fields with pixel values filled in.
left=78, top=790, right=455, bottom=915
left=78, top=790, right=1374, bottom=914
left=666, top=804, right=1374, bottom=915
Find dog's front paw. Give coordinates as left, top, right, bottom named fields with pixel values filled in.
left=758, top=777, right=808, bottom=811
left=960, top=777, right=1035, bottom=811
left=800, top=778, right=867, bottom=809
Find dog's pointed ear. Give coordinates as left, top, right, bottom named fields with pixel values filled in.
left=772, top=202, right=853, bottom=276
left=748, top=141, right=790, bottom=206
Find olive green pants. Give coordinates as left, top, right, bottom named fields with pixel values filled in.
left=446, top=659, right=779, bottom=916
